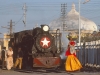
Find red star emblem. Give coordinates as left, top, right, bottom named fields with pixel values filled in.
left=40, top=37, right=51, bottom=48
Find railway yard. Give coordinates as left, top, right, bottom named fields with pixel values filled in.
left=0, top=68, right=100, bottom=75
left=0, top=64, right=100, bottom=75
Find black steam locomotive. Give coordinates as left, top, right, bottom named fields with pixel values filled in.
left=9, top=24, right=62, bottom=68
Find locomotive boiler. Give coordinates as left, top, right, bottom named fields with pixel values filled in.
left=9, top=24, right=62, bottom=68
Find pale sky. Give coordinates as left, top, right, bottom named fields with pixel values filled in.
left=0, top=0, right=100, bottom=37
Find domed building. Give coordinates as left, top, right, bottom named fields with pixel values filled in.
left=49, top=3, right=97, bottom=33
left=49, top=3, right=98, bottom=59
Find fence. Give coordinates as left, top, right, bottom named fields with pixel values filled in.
left=76, top=41, right=100, bottom=67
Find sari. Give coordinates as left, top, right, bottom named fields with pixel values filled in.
left=65, top=41, right=82, bottom=72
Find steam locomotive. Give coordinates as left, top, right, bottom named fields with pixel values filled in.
left=9, top=24, right=62, bottom=68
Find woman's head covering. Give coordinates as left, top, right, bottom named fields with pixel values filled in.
left=67, top=32, right=78, bottom=40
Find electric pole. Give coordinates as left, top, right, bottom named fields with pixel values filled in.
left=23, top=3, right=27, bottom=30
left=61, top=3, right=67, bottom=31
left=9, top=20, right=14, bottom=35
left=1, top=20, right=15, bottom=38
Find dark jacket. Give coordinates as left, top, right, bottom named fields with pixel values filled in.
left=17, top=50, right=23, bottom=58
left=1, top=49, right=6, bottom=58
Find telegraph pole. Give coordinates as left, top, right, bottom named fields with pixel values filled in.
left=61, top=3, right=67, bottom=31
left=23, top=3, right=27, bottom=30
left=1, top=20, right=15, bottom=38
left=9, top=20, right=14, bottom=36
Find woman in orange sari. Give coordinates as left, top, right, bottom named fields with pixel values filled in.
left=65, top=36, right=82, bottom=72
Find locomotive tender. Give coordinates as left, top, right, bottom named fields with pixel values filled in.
left=9, top=24, right=62, bottom=68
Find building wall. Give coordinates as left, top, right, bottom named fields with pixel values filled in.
left=3, top=33, right=10, bottom=50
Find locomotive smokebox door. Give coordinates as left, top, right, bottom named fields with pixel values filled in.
left=36, top=34, right=54, bottom=52
left=40, top=36, right=51, bottom=49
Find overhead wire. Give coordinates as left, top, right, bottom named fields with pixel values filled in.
left=14, top=15, right=24, bottom=25
left=0, top=2, right=100, bottom=24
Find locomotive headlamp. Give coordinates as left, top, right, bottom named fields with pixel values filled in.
left=43, top=25, right=49, bottom=31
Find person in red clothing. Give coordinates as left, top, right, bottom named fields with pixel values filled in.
left=65, top=38, right=76, bottom=57
left=65, top=36, right=82, bottom=72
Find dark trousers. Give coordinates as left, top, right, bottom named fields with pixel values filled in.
left=2, top=58, right=6, bottom=69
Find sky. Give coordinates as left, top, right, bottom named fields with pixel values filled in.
left=0, top=0, right=100, bottom=37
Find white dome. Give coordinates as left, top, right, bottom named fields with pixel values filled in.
left=49, top=3, right=98, bottom=59
left=49, top=3, right=97, bottom=33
